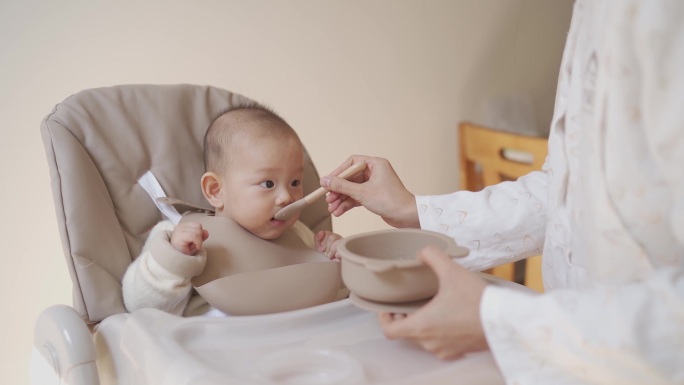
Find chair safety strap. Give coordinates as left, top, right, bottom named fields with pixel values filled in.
left=137, top=170, right=182, bottom=225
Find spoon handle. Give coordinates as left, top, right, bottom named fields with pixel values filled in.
left=303, top=161, right=367, bottom=204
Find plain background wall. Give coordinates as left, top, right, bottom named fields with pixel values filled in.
left=0, top=0, right=573, bottom=383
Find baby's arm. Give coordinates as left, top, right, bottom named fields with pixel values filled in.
left=315, top=230, right=344, bottom=261
left=122, top=221, right=208, bottom=315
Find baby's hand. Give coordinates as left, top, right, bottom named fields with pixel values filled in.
left=315, top=230, right=343, bottom=261
left=170, top=221, right=209, bottom=256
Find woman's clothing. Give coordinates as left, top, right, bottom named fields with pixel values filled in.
left=418, top=1, right=684, bottom=383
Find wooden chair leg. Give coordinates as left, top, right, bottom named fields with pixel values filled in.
left=487, top=263, right=516, bottom=282
left=524, top=255, right=544, bottom=293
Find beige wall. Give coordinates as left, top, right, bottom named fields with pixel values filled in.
left=0, top=0, right=573, bottom=383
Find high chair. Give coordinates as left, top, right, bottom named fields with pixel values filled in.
left=458, top=122, right=547, bottom=292
left=31, top=85, right=517, bottom=385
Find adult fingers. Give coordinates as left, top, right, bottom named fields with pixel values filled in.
left=322, top=176, right=364, bottom=204
left=325, top=190, right=344, bottom=204
left=378, top=312, right=401, bottom=338
left=331, top=197, right=358, bottom=217
left=420, top=339, right=465, bottom=360
left=378, top=310, right=423, bottom=340
left=417, top=246, right=461, bottom=282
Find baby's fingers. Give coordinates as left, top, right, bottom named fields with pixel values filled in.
left=314, top=231, right=327, bottom=252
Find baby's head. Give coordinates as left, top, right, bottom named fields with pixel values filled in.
left=201, top=103, right=305, bottom=239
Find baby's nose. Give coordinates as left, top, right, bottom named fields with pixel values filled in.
left=275, top=189, right=295, bottom=206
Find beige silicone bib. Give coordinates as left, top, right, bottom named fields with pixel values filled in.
left=181, top=212, right=342, bottom=315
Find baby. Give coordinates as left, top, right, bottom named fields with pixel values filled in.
left=122, top=103, right=342, bottom=316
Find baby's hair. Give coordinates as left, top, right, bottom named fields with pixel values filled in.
left=203, top=102, right=301, bottom=173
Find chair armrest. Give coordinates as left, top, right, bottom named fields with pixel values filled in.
left=31, top=305, right=100, bottom=385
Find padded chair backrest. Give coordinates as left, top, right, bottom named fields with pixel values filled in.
left=41, top=84, right=332, bottom=323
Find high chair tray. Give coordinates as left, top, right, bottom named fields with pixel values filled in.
left=104, top=299, right=506, bottom=385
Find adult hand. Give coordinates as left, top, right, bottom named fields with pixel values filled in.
left=320, top=155, right=419, bottom=228
left=378, top=246, right=489, bottom=360
left=170, top=221, right=209, bottom=256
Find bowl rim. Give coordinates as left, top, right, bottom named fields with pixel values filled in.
left=337, top=228, right=469, bottom=272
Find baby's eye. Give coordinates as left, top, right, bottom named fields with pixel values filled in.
left=261, top=180, right=275, bottom=189
left=291, top=180, right=301, bottom=187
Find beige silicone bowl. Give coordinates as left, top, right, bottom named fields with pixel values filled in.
left=338, top=229, right=469, bottom=303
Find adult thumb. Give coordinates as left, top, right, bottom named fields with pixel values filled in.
left=418, top=245, right=461, bottom=282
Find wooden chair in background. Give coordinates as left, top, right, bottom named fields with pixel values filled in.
left=458, top=122, right=548, bottom=292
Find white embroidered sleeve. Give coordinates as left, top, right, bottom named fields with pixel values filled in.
left=416, top=170, right=547, bottom=271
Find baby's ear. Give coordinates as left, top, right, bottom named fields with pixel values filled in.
left=201, top=172, right=223, bottom=209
